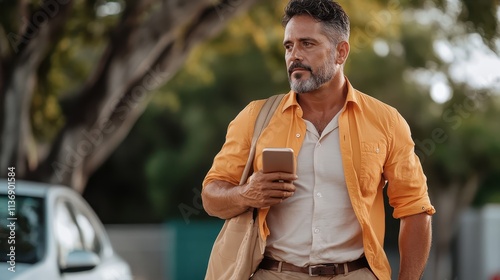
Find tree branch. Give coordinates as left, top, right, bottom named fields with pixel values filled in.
left=35, top=0, right=260, bottom=191
left=0, top=0, right=74, bottom=176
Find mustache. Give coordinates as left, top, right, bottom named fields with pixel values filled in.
left=288, top=62, right=312, bottom=75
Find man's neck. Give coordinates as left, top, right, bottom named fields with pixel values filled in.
left=297, top=74, right=347, bottom=113
left=297, top=74, right=348, bottom=135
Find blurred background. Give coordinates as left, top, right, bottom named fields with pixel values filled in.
left=1, top=0, right=500, bottom=279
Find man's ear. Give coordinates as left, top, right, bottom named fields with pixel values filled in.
left=335, top=41, right=350, bottom=65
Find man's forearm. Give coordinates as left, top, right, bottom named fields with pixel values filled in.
left=398, top=212, right=432, bottom=280
left=202, top=180, right=250, bottom=219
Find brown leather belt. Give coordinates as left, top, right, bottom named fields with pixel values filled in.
left=258, top=256, right=369, bottom=276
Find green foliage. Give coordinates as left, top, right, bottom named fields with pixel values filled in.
left=473, top=172, right=500, bottom=206
left=460, top=0, right=499, bottom=48
left=86, top=12, right=291, bottom=220
left=0, top=0, right=122, bottom=141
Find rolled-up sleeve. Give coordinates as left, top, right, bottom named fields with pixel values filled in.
left=384, top=113, right=436, bottom=218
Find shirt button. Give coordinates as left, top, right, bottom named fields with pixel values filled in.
left=316, top=192, right=322, bottom=198
left=314, top=228, right=320, bottom=234
left=296, top=133, right=301, bottom=138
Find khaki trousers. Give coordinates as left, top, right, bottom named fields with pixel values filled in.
left=250, top=267, right=377, bottom=280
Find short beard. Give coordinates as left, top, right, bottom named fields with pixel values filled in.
left=288, top=55, right=336, bottom=94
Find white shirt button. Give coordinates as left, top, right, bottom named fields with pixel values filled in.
left=316, top=192, right=322, bottom=198
left=314, top=228, right=320, bottom=234
left=296, top=133, right=301, bottom=138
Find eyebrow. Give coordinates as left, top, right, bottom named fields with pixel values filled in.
left=283, top=37, right=320, bottom=46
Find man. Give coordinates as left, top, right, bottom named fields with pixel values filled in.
left=202, top=0, right=435, bottom=279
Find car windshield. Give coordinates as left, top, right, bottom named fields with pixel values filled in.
left=0, top=195, right=45, bottom=264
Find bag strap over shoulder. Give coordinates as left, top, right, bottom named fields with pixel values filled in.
left=239, top=94, right=286, bottom=185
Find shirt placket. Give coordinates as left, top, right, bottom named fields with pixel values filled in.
left=310, top=136, right=324, bottom=261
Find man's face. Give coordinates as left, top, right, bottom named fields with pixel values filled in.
left=283, top=15, right=338, bottom=93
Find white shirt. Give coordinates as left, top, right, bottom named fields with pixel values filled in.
left=265, top=111, right=364, bottom=266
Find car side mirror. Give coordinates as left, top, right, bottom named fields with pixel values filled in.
left=60, top=250, right=100, bottom=273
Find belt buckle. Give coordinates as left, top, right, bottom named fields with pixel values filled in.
left=308, top=264, right=326, bottom=277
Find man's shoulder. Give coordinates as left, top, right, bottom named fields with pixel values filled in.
left=237, top=98, right=268, bottom=118
left=354, top=89, right=398, bottom=116
left=242, top=94, right=287, bottom=117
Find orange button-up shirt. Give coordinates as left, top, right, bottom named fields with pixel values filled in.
left=203, top=79, right=435, bottom=279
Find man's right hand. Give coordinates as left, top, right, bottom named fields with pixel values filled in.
left=239, top=170, right=297, bottom=208
left=202, top=171, right=297, bottom=219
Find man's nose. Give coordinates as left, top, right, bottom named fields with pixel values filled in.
left=289, top=47, right=303, bottom=61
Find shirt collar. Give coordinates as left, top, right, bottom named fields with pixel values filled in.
left=281, top=76, right=363, bottom=113
left=282, top=90, right=300, bottom=112
left=344, top=77, right=363, bottom=112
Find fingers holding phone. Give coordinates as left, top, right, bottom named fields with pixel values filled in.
left=240, top=171, right=296, bottom=208
left=238, top=148, right=297, bottom=208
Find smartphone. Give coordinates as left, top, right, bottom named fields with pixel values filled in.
left=262, top=148, right=295, bottom=174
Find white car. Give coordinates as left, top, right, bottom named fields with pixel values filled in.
left=0, top=179, right=132, bottom=280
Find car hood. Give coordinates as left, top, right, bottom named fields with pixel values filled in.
left=0, top=262, right=59, bottom=280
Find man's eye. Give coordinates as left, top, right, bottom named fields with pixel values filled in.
left=303, top=42, right=311, bottom=47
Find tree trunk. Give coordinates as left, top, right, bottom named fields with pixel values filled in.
left=0, top=0, right=74, bottom=176
left=0, top=0, right=259, bottom=192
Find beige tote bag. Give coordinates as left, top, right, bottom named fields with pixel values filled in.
left=205, top=94, right=284, bottom=280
